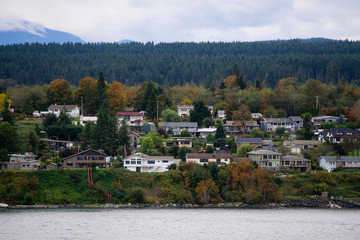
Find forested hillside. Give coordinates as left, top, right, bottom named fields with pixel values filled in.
left=1, top=39, right=360, bottom=87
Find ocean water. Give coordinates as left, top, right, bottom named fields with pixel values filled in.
left=0, top=208, right=359, bottom=240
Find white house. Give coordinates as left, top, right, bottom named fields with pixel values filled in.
left=311, top=116, right=342, bottom=129
left=164, top=122, right=198, bottom=135
left=123, top=153, right=180, bottom=172
left=2, top=152, right=41, bottom=170
left=318, top=156, right=360, bottom=172
left=261, top=116, right=303, bottom=132
left=186, top=153, right=232, bottom=165
left=47, top=104, right=80, bottom=118
left=116, top=112, right=144, bottom=132
left=177, top=105, right=194, bottom=117
left=217, top=110, right=226, bottom=119
left=80, top=116, right=97, bottom=126
left=247, top=150, right=282, bottom=171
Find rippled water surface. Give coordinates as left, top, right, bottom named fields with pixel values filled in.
left=1, top=208, right=360, bottom=240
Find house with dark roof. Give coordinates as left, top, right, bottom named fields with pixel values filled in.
left=47, top=104, right=80, bottom=117
left=318, top=155, right=360, bottom=172
left=164, top=122, right=198, bottom=135
left=261, top=116, right=303, bottom=132
left=318, top=128, right=360, bottom=143
left=186, top=153, right=232, bottom=165
left=235, top=138, right=263, bottom=148
left=62, top=149, right=108, bottom=168
left=116, top=112, right=144, bottom=132
left=311, top=116, right=342, bottom=129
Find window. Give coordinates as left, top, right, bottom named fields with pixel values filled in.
left=285, top=161, right=290, bottom=165
left=10, top=158, right=16, bottom=163
left=91, top=156, right=97, bottom=160
left=125, top=161, right=130, bottom=164
left=268, top=155, right=272, bottom=159
left=200, top=159, right=208, bottom=162
left=137, top=161, right=141, bottom=164
left=273, top=155, right=277, bottom=159
left=148, top=160, right=155, bottom=164
left=269, top=162, right=273, bottom=167
left=131, top=161, right=136, bottom=164
left=77, top=156, right=84, bottom=160
left=263, top=155, right=267, bottom=159
left=67, top=162, right=73, bottom=166
left=98, top=157, right=104, bottom=160
left=162, top=160, right=169, bottom=163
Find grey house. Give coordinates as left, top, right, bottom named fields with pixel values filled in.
left=164, top=122, right=198, bottom=135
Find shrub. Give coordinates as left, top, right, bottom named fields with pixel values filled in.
left=23, top=192, right=35, bottom=205
left=126, top=187, right=145, bottom=203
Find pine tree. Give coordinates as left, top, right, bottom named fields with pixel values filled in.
left=22, top=98, right=34, bottom=116
left=105, top=114, right=120, bottom=157
left=81, top=122, right=95, bottom=150
left=118, top=119, right=131, bottom=156
left=93, top=99, right=110, bottom=150
left=189, top=100, right=211, bottom=126
left=141, top=81, right=155, bottom=111
left=95, top=72, right=108, bottom=113
left=215, top=122, right=226, bottom=139
left=58, top=106, right=72, bottom=126
left=146, top=89, right=157, bottom=120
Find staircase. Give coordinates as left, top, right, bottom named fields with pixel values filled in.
left=88, top=167, right=112, bottom=203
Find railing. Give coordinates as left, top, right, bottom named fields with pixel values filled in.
left=88, top=167, right=111, bottom=203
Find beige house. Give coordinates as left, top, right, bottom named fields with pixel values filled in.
left=116, top=112, right=144, bottom=132
left=283, top=140, right=320, bottom=154
left=247, top=150, right=282, bottom=171
left=186, top=153, right=232, bottom=165
left=62, top=149, right=107, bottom=168
left=2, top=152, right=40, bottom=170
left=280, top=155, right=311, bottom=173
left=163, top=138, right=192, bottom=148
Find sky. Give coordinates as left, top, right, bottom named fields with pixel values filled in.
left=0, top=0, right=359, bottom=43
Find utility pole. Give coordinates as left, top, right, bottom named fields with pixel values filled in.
left=81, top=96, right=84, bottom=116
left=315, top=96, right=319, bottom=110
left=156, top=101, right=159, bottom=122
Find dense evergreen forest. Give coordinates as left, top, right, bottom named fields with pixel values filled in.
left=1, top=39, right=360, bottom=87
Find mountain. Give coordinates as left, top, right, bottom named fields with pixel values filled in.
left=0, top=27, right=85, bottom=45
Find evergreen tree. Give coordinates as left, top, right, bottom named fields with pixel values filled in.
left=28, top=129, right=40, bottom=154
left=119, top=119, right=131, bottom=152
left=215, top=122, right=226, bottom=139
left=1, top=96, right=14, bottom=125
left=81, top=122, right=95, bottom=150
left=93, top=99, right=110, bottom=150
left=233, top=64, right=246, bottom=90
left=140, top=81, right=155, bottom=111
left=95, top=72, right=108, bottom=113
left=58, top=106, right=72, bottom=126
left=22, top=98, right=34, bottom=116
left=105, top=114, right=120, bottom=156
left=146, top=89, right=158, bottom=120
left=189, top=100, right=211, bottom=126
left=43, top=113, right=57, bottom=129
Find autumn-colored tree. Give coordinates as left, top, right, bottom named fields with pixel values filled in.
left=232, top=104, right=251, bottom=134
left=179, top=98, right=192, bottom=106
left=195, top=178, right=219, bottom=204
left=107, top=81, right=126, bottom=112
left=46, top=79, right=72, bottom=104
left=125, top=86, right=139, bottom=108
left=73, top=77, right=97, bottom=115
left=0, top=93, right=12, bottom=112
left=348, top=100, right=360, bottom=122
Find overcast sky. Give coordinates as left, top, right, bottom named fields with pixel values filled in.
left=1, top=0, right=359, bottom=43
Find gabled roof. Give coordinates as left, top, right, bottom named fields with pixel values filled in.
left=281, top=155, right=310, bottom=162
left=186, top=153, right=232, bottom=159
left=248, top=150, right=281, bottom=155
left=289, top=116, right=303, bottom=121
left=319, top=156, right=360, bottom=162
left=116, top=112, right=143, bottom=116
left=319, top=128, right=360, bottom=138
left=62, top=149, right=107, bottom=160
left=164, top=122, right=198, bottom=128
left=284, top=140, right=321, bottom=146
left=177, top=105, right=194, bottom=109
left=236, top=138, right=263, bottom=144
left=48, top=104, right=79, bottom=111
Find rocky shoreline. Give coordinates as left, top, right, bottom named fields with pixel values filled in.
left=1, top=198, right=360, bottom=209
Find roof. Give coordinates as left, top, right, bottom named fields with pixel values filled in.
left=198, top=128, right=217, bottom=133
left=40, top=138, right=74, bottom=144
left=186, top=153, right=232, bottom=159
left=263, top=118, right=290, bottom=123
left=48, top=104, right=78, bottom=111
left=116, top=112, right=143, bottom=116
left=284, top=140, right=321, bottom=146
left=248, top=150, right=281, bottom=155
left=124, top=153, right=177, bottom=161
left=165, top=122, right=198, bottom=128
left=177, top=105, right=194, bottom=109
left=236, top=138, right=263, bottom=144
left=281, top=155, right=310, bottom=162
left=289, top=116, right=303, bottom=121
left=62, top=149, right=107, bottom=160
left=319, top=128, right=360, bottom=138
left=319, top=156, right=360, bottom=162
